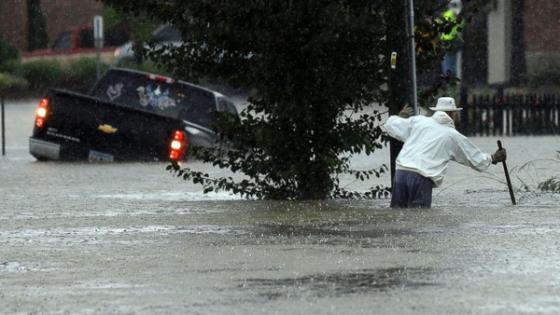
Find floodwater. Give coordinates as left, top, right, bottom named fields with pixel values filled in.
left=1, top=100, right=560, bottom=314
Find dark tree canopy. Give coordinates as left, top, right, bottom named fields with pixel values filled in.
left=102, top=0, right=471, bottom=200
left=27, top=0, right=48, bottom=51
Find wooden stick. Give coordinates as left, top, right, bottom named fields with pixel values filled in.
left=1, top=96, right=5, bottom=156
left=497, top=140, right=516, bottom=205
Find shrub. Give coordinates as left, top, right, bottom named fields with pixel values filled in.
left=19, top=60, right=64, bottom=91
left=5, top=58, right=110, bottom=94
left=0, top=59, right=21, bottom=74
left=528, top=70, right=560, bottom=87
left=0, top=34, right=19, bottom=64
left=538, top=177, right=560, bottom=192
left=0, top=72, right=28, bottom=94
left=63, top=58, right=110, bottom=93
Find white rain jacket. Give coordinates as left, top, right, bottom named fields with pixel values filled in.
left=383, top=111, right=492, bottom=187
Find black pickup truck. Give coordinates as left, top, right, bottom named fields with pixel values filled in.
left=29, top=68, right=238, bottom=162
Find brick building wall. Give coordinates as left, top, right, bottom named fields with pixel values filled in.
left=524, top=0, right=560, bottom=52
left=0, top=0, right=103, bottom=52
left=0, top=0, right=28, bottom=51
left=523, top=0, right=560, bottom=76
left=40, top=0, right=103, bottom=50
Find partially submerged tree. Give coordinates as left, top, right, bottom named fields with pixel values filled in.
left=103, top=0, right=467, bottom=200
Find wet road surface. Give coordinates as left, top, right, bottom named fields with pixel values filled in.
left=1, top=100, right=560, bottom=314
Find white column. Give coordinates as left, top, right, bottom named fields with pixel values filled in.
left=487, top=0, right=513, bottom=84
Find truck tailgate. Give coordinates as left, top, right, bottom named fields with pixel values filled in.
left=32, top=89, right=184, bottom=161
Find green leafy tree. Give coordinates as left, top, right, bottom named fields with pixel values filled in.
left=27, top=0, right=48, bottom=51
left=0, top=34, right=19, bottom=66
left=0, top=35, right=18, bottom=60
left=0, top=72, right=28, bottom=94
left=103, top=0, right=468, bottom=200
left=103, top=4, right=157, bottom=43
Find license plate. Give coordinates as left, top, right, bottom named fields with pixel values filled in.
left=88, top=150, right=114, bottom=162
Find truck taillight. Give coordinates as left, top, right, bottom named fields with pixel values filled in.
left=169, top=130, right=188, bottom=161
left=148, top=74, right=175, bottom=84
left=35, top=98, right=49, bottom=128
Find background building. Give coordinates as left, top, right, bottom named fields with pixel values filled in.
left=0, top=0, right=103, bottom=52
left=523, top=0, right=560, bottom=82
left=481, top=0, right=560, bottom=86
left=2, top=0, right=560, bottom=89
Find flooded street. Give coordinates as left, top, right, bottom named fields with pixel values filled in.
left=2, top=100, right=560, bottom=314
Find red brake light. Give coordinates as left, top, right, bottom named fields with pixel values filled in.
left=148, top=74, right=175, bottom=84
left=173, top=130, right=185, bottom=141
left=169, top=130, right=188, bottom=161
left=35, top=118, right=45, bottom=128
left=38, top=98, right=48, bottom=108
left=35, top=98, right=49, bottom=128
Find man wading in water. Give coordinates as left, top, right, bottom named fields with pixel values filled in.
left=383, top=97, right=507, bottom=208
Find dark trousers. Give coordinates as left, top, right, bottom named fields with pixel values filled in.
left=391, top=170, right=434, bottom=208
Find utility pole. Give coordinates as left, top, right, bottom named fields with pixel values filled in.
left=386, top=0, right=412, bottom=185
left=94, top=16, right=104, bottom=81
left=1, top=96, right=5, bottom=156
left=407, top=0, right=419, bottom=114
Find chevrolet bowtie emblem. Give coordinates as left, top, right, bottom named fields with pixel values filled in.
left=98, top=124, right=118, bottom=134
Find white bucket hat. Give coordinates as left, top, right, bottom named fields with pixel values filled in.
left=429, top=97, right=462, bottom=112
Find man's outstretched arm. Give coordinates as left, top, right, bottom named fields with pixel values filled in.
left=451, top=134, right=507, bottom=172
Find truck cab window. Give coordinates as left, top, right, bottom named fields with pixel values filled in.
left=217, top=98, right=238, bottom=115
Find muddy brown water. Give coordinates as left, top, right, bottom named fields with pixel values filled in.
left=1, top=100, right=560, bottom=314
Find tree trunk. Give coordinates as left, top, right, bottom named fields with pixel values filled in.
left=386, top=0, right=411, bottom=185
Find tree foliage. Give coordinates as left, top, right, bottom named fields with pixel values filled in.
left=27, top=0, right=48, bottom=51
left=103, top=0, right=471, bottom=200
left=103, top=4, right=158, bottom=43
left=0, top=34, right=19, bottom=63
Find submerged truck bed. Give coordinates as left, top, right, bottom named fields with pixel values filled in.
left=29, top=68, right=238, bottom=162
left=30, top=89, right=184, bottom=161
